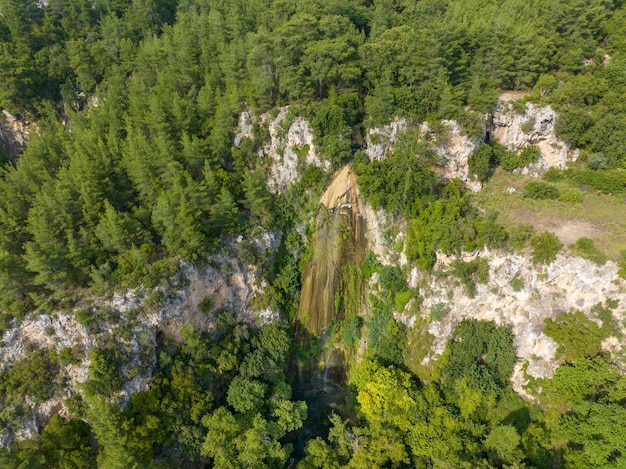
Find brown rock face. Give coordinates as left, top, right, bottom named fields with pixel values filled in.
left=296, top=166, right=367, bottom=337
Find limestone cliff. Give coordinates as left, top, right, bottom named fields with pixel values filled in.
left=404, top=251, right=626, bottom=398
left=0, top=236, right=278, bottom=446
left=491, top=100, right=575, bottom=175
left=364, top=97, right=575, bottom=192
left=235, top=108, right=330, bottom=193
left=0, top=110, right=30, bottom=163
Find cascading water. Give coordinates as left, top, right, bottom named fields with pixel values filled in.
left=288, top=165, right=368, bottom=458
left=294, top=165, right=367, bottom=389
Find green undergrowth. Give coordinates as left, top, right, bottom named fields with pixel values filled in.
left=474, top=170, right=626, bottom=260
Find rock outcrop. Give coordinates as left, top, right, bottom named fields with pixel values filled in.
left=491, top=101, right=574, bottom=175
left=402, top=251, right=626, bottom=399
left=235, top=108, right=330, bottom=193
left=0, top=235, right=279, bottom=446
left=365, top=117, right=408, bottom=162
left=0, top=110, right=30, bottom=163
left=432, top=120, right=483, bottom=192
left=365, top=119, right=483, bottom=191
left=364, top=98, right=575, bottom=192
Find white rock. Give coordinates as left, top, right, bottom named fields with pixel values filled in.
left=492, top=101, right=574, bottom=175
left=403, top=250, right=626, bottom=398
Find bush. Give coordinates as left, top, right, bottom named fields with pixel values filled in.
left=378, top=265, right=406, bottom=290
left=508, top=224, right=534, bottom=251
left=571, top=237, right=607, bottom=265
left=451, top=258, right=489, bottom=298
left=521, top=116, right=536, bottom=133
left=559, top=188, right=583, bottom=203
left=199, top=297, right=214, bottom=314
left=501, top=145, right=541, bottom=171
left=619, top=250, right=626, bottom=279
left=543, top=168, right=564, bottom=182
left=588, top=153, right=608, bottom=170
left=500, top=150, right=522, bottom=171
left=75, top=309, right=95, bottom=328
left=544, top=312, right=606, bottom=362
left=442, top=320, right=517, bottom=393
left=394, top=290, right=412, bottom=313
left=562, top=168, right=626, bottom=194
left=510, top=276, right=524, bottom=292
left=518, top=145, right=541, bottom=167
left=530, top=231, right=562, bottom=265
left=469, top=143, right=493, bottom=181
left=524, top=181, right=560, bottom=200
left=476, top=217, right=508, bottom=248
left=430, top=302, right=450, bottom=322
left=490, top=142, right=513, bottom=167
left=555, top=107, right=594, bottom=147
left=0, top=314, right=14, bottom=336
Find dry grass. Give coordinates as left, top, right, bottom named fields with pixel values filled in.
left=474, top=170, right=626, bottom=260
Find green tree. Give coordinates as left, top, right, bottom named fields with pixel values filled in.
left=530, top=231, right=562, bottom=265
left=469, top=143, right=492, bottom=181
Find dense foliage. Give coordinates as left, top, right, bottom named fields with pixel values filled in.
left=1, top=0, right=626, bottom=467
left=0, top=0, right=625, bottom=310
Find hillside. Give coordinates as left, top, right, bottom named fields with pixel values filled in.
left=1, top=1, right=626, bottom=468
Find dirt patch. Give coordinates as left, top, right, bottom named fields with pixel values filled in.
left=511, top=212, right=602, bottom=246
left=499, top=90, right=529, bottom=101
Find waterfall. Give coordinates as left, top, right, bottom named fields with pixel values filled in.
left=295, top=165, right=367, bottom=389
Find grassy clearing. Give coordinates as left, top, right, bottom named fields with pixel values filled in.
left=474, top=170, right=626, bottom=260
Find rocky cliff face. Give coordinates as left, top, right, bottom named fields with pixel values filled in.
left=402, top=251, right=626, bottom=399
left=365, top=117, right=409, bottom=162
left=0, top=236, right=278, bottom=446
left=235, top=108, right=330, bottom=193
left=365, top=118, right=483, bottom=191
left=364, top=98, right=575, bottom=191
left=0, top=110, right=30, bottom=163
left=491, top=101, right=575, bottom=175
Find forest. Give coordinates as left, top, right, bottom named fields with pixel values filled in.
left=1, top=0, right=626, bottom=467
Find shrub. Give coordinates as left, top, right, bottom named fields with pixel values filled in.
left=510, top=276, right=524, bottom=292
left=394, top=290, right=412, bottom=313
left=469, top=143, right=493, bottom=181
left=500, top=150, right=522, bottom=171
left=521, top=116, right=536, bottom=133
left=588, top=153, right=608, bottom=170
left=499, top=145, right=540, bottom=171
left=200, top=297, right=214, bottom=314
left=619, top=250, right=626, bottom=279
left=75, top=309, right=95, bottom=328
left=524, top=181, right=560, bottom=200
left=442, top=320, right=517, bottom=393
left=490, top=142, right=513, bottom=167
left=508, top=224, right=535, bottom=251
left=544, top=312, right=606, bottom=362
left=378, top=265, right=408, bottom=296
left=511, top=100, right=527, bottom=114
left=451, top=258, right=489, bottom=298
left=476, top=216, right=508, bottom=248
left=571, top=237, right=607, bottom=265
left=59, top=347, right=82, bottom=365
left=559, top=188, right=583, bottom=203
left=430, top=302, right=450, bottom=322
left=543, top=167, right=563, bottom=182
left=0, top=314, right=14, bottom=335
left=562, top=168, right=626, bottom=194
left=530, top=231, right=562, bottom=265
left=518, top=145, right=541, bottom=167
